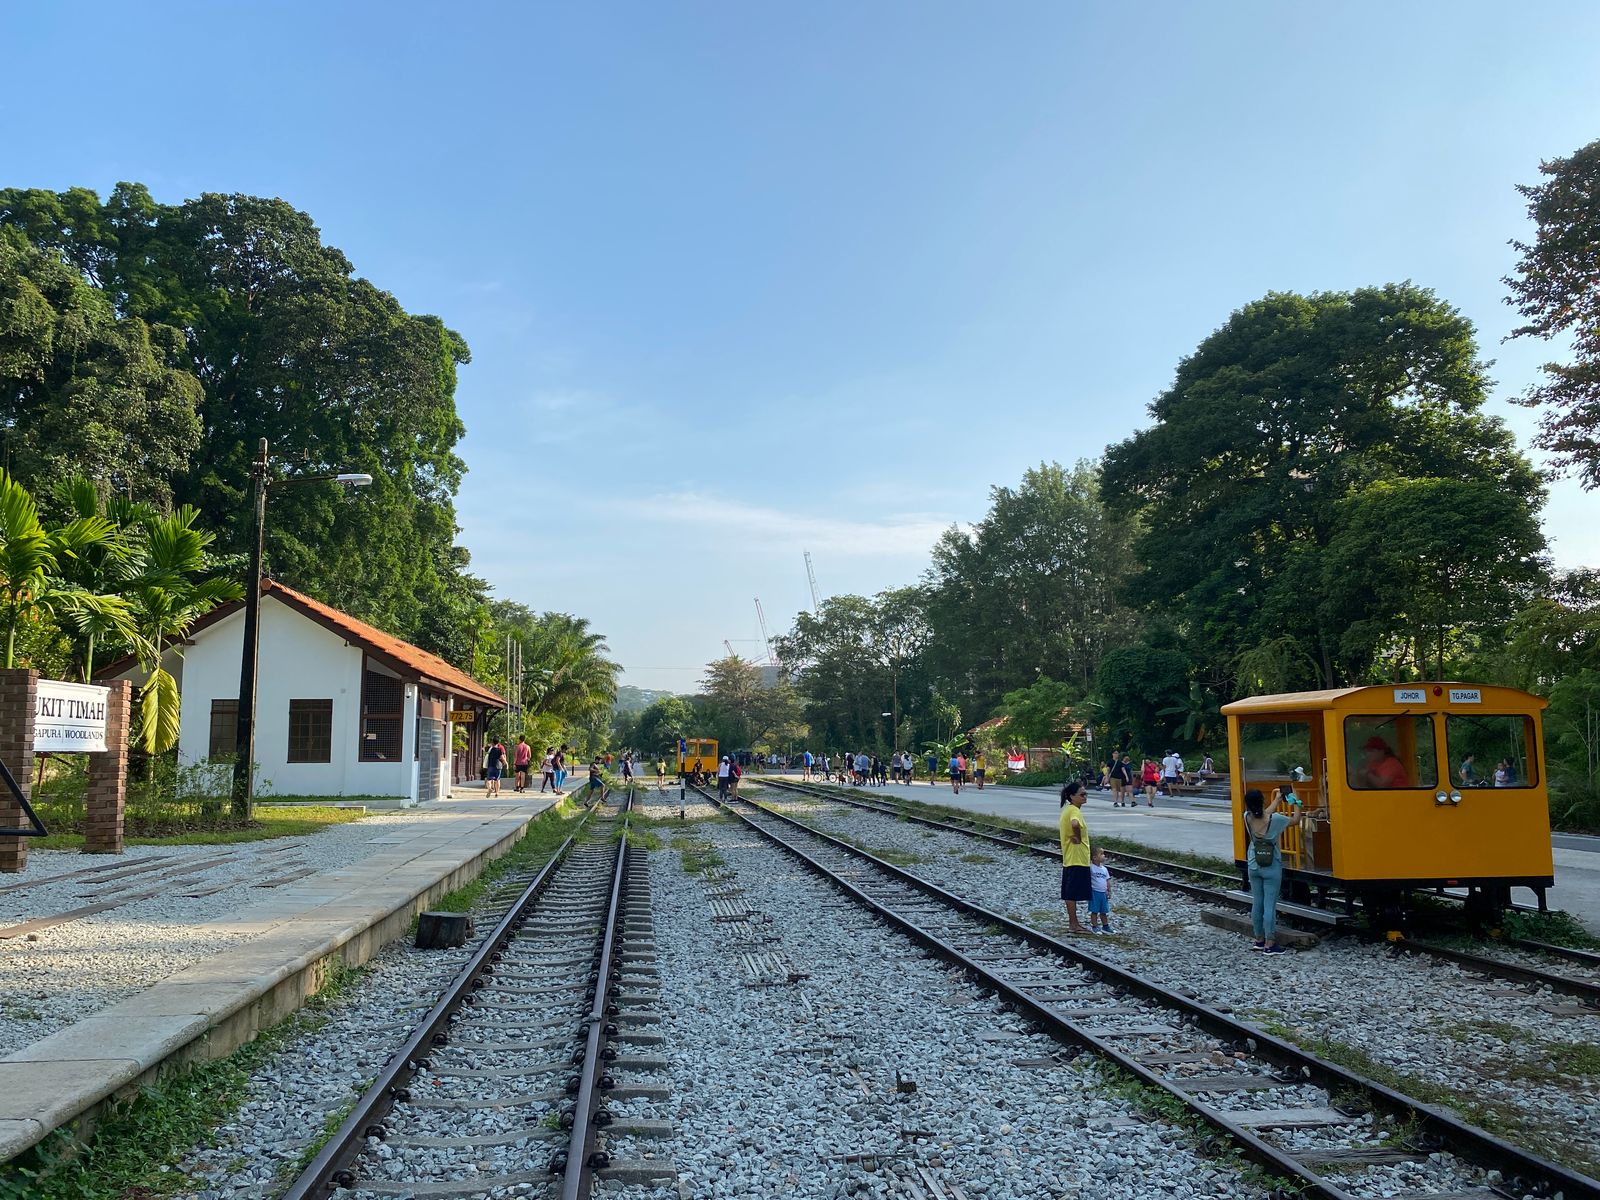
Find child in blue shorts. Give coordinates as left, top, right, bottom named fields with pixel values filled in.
left=1088, top=847, right=1115, bottom=934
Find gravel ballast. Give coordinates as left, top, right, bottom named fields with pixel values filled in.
left=754, top=785, right=1600, bottom=1177
left=624, top=789, right=1264, bottom=1200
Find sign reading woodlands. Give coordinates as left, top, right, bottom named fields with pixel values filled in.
left=34, top=679, right=110, bottom=753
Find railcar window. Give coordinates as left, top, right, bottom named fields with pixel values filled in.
left=1446, top=714, right=1536, bottom=787
left=1343, top=714, right=1437, bottom=789
left=1237, top=720, right=1312, bottom=779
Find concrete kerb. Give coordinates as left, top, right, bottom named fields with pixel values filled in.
left=0, top=800, right=557, bottom=1165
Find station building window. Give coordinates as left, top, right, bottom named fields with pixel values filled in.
left=1344, top=714, right=1437, bottom=790
left=1446, top=713, right=1536, bottom=788
left=287, top=698, right=333, bottom=763
left=208, top=699, right=238, bottom=760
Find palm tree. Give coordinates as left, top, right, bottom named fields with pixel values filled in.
left=121, top=506, right=243, bottom=754
left=0, top=470, right=135, bottom=670
left=521, top=613, right=620, bottom=726
left=49, top=478, right=149, bottom=680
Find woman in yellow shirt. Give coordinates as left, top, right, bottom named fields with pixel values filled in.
left=1058, top=780, right=1091, bottom=934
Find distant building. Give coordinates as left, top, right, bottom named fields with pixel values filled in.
left=101, top=580, right=505, bottom=805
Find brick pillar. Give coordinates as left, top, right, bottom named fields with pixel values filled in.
left=84, top=679, right=132, bottom=855
left=0, top=669, right=38, bottom=873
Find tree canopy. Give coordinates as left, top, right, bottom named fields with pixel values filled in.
left=1506, top=139, right=1600, bottom=489
left=0, top=183, right=475, bottom=655
left=1101, top=284, right=1545, bottom=687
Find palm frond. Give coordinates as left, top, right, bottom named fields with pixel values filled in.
left=137, top=666, right=183, bottom=754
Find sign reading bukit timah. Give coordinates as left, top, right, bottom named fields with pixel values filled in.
left=34, top=679, right=110, bottom=753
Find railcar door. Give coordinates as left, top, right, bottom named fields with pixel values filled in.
left=1233, top=712, right=1330, bottom=874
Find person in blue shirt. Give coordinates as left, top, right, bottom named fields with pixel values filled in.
left=802, top=749, right=814, bottom=780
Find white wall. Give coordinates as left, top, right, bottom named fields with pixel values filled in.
left=176, top=598, right=413, bottom=800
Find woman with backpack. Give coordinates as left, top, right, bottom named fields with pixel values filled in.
left=1243, top=786, right=1304, bottom=954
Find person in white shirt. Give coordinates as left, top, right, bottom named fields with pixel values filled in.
left=716, top=756, right=732, bottom=798
left=1088, top=847, right=1115, bottom=934
left=1161, top=750, right=1184, bottom=794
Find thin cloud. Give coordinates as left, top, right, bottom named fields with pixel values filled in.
left=613, top=490, right=951, bottom=557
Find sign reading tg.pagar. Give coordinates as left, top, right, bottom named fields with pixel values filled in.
left=34, top=679, right=110, bottom=752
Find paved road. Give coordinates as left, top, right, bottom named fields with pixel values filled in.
left=768, top=773, right=1600, bottom=934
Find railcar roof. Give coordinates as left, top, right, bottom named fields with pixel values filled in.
left=1221, top=683, right=1542, bottom=715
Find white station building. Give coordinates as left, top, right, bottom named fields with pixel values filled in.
left=102, top=580, right=505, bottom=805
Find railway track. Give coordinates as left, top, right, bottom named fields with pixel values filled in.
left=764, top=778, right=1600, bottom=1004
left=283, top=792, right=666, bottom=1199
left=700, top=782, right=1600, bottom=1200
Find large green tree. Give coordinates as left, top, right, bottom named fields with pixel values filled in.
left=0, top=226, right=201, bottom=503
left=0, top=184, right=474, bottom=655
left=1101, top=285, right=1546, bottom=688
left=776, top=588, right=932, bottom=753
left=924, top=461, right=1138, bottom=714
left=1505, top=138, right=1600, bottom=489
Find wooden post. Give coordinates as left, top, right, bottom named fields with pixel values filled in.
left=0, top=669, right=38, bottom=873
left=84, top=679, right=132, bottom=855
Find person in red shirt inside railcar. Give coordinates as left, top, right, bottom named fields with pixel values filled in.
left=1359, top=736, right=1410, bottom=789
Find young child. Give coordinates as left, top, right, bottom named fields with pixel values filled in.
left=1088, top=848, right=1115, bottom=933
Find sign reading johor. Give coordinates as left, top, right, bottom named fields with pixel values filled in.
left=34, top=679, right=110, bottom=752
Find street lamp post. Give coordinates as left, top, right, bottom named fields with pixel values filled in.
left=231, top=438, right=372, bottom=819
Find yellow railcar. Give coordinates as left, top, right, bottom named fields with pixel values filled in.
left=1220, top=683, right=1554, bottom=921
left=676, top=738, right=719, bottom=780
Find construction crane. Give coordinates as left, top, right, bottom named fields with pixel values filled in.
left=804, top=550, right=821, bottom=613
left=723, top=639, right=737, bottom=658
left=753, top=597, right=778, bottom=666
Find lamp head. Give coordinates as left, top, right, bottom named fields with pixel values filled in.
left=335, top=474, right=374, bottom=487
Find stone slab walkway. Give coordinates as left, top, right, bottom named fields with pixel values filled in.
left=0, top=791, right=557, bottom=1162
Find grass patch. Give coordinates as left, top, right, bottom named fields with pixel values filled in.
left=1257, top=1020, right=1599, bottom=1176
left=422, top=796, right=583, bottom=917
left=960, top=853, right=997, bottom=864
left=32, top=804, right=370, bottom=850
left=1090, top=1061, right=1296, bottom=1195
left=1500, top=907, right=1600, bottom=950
left=0, top=960, right=368, bottom=1200
left=672, top=835, right=725, bottom=875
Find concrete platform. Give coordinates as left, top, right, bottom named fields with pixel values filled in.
left=0, top=792, right=559, bottom=1163
left=878, top=779, right=1600, bottom=935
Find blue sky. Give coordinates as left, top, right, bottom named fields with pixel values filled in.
left=7, top=2, right=1600, bottom=692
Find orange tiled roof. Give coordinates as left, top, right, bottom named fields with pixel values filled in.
left=263, top=580, right=506, bottom=708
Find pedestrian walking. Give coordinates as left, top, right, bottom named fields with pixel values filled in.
left=588, top=757, right=608, bottom=804
left=717, top=755, right=732, bottom=798
left=655, top=757, right=666, bottom=792
left=513, top=736, right=532, bottom=793
left=1141, top=758, right=1159, bottom=806
left=1109, top=752, right=1132, bottom=806
left=540, top=747, right=557, bottom=794
left=803, top=748, right=814, bottom=781
left=973, top=752, right=987, bottom=790
left=1244, top=786, right=1303, bottom=953
left=730, top=757, right=743, bottom=799
left=485, top=737, right=506, bottom=797
left=926, top=749, right=937, bottom=786
left=1059, top=781, right=1091, bottom=935
left=948, top=751, right=963, bottom=793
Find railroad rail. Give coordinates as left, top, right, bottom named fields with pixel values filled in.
left=700, top=782, right=1600, bottom=1200
left=282, top=792, right=649, bottom=1199
left=764, top=778, right=1600, bottom=1004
